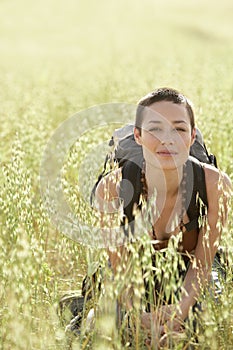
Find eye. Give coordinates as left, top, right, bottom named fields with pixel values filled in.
left=148, top=127, right=162, bottom=132
left=174, top=127, right=187, bottom=132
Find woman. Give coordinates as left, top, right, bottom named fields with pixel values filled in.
left=96, top=87, right=231, bottom=346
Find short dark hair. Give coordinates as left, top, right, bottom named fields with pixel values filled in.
left=135, top=87, right=195, bottom=133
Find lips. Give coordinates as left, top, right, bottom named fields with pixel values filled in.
left=156, top=150, right=178, bottom=156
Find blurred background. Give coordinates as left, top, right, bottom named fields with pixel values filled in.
left=1, top=0, right=232, bottom=103
left=1, top=0, right=232, bottom=164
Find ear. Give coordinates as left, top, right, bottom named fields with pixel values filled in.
left=190, top=127, right=196, bottom=146
left=134, top=127, right=142, bottom=145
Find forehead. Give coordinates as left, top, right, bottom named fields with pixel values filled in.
left=141, top=101, right=190, bottom=126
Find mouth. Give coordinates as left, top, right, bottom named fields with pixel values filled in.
left=156, top=150, right=178, bottom=156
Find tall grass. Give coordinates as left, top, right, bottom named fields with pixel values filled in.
left=0, top=0, right=232, bottom=348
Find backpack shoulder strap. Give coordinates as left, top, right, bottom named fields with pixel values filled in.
left=190, top=128, right=218, bottom=167
left=120, top=160, right=143, bottom=235
left=192, top=157, right=208, bottom=206
left=184, top=157, right=208, bottom=232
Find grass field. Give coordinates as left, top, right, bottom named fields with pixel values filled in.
left=0, top=0, right=233, bottom=349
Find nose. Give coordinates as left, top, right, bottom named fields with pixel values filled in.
left=160, top=131, right=174, bottom=145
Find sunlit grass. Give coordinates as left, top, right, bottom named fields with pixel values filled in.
left=0, top=0, right=232, bottom=348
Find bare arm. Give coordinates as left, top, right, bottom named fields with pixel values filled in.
left=143, top=166, right=232, bottom=337
left=95, top=169, right=135, bottom=309
left=95, top=168, right=124, bottom=271
left=171, top=166, right=232, bottom=327
left=142, top=166, right=232, bottom=347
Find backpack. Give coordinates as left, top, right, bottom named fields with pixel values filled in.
left=58, top=268, right=102, bottom=335
left=90, top=124, right=217, bottom=232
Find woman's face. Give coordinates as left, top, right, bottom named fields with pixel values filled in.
left=134, top=101, right=196, bottom=170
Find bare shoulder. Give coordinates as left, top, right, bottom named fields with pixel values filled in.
left=95, top=168, right=122, bottom=201
left=203, top=164, right=232, bottom=225
left=203, top=164, right=232, bottom=192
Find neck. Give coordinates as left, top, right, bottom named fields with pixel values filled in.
left=145, top=163, right=183, bottom=198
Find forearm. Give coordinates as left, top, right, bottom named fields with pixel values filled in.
left=107, top=245, right=135, bottom=309
left=177, top=258, right=212, bottom=322
left=178, top=222, right=221, bottom=321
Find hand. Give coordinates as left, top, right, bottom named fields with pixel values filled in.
left=159, top=327, right=186, bottom=348
left=159, top=317, right=184, bottom=335
left=144, top=323, right=185, bottom=349
left=141, top=306, right=184, bottom=348
left=141, top=311, right=160, bottom=347
left=141, top=304, right=178, bottom=331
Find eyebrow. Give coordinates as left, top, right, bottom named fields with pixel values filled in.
left=148, top=120, right=188, bottom=124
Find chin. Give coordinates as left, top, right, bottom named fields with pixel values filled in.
left=146, top=155, right=188, bottom=170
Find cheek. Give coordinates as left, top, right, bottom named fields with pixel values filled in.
left=186, top=135, right=194, bottom=148
left=176, top=134, right=192, bottom=149
left=141, top=134, right=159, bottom=148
